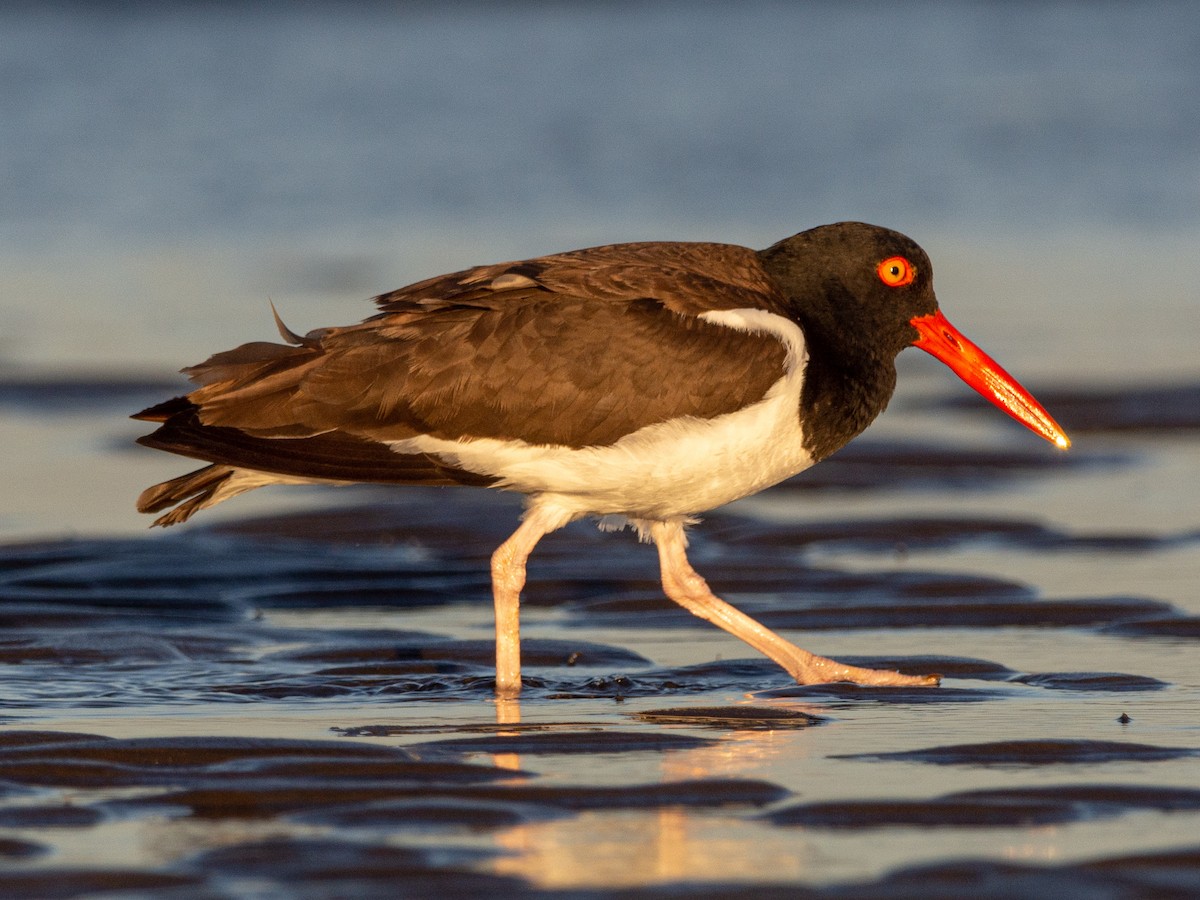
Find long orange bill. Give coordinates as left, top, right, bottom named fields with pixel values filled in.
left=911, top=311, right=1071, bottom=450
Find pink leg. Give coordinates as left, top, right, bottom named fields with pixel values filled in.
left=490, top=514, right=551, bottom=697
left=650, top=521, right=939, bottom=687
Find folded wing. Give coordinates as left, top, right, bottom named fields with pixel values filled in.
left=135, top=241, right=794, bottom=486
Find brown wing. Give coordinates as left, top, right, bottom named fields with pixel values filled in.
left=138, top=241, right=792, bottom=463
left=372, top=241, right=788, bottom=317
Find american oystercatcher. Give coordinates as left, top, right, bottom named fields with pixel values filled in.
left=134, top=222, right=1069, bottom=695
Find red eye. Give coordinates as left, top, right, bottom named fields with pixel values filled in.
left=877, top=256, right=916, bottom=287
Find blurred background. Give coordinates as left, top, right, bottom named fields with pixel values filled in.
left=1, top=0, right=1197, bottom=538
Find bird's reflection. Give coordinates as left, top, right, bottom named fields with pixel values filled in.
left=491, top=695, right=523, bottom=772
left=486, top=697, right=821, bottom=887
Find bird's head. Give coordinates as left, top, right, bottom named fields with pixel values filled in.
left=759, top=222, right=1070, bottom=450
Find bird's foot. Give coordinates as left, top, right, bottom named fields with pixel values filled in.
left=798, top=655, right=940, bottom=688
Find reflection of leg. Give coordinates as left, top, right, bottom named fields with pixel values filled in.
left=490, top=514, right=551, bottom=698
left=492, top=696, right=522, bottom=772
left=494, top=696, right=521, bottom=727
left=650, top=520, right=939, bottom=687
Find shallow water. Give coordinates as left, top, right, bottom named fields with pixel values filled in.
left=3, top=3, right=1200, bottom=896
left=1, top=376, right=1199, bottom=896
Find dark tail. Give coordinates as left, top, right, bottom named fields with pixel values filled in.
left=136, top=464, right=237, bottom=527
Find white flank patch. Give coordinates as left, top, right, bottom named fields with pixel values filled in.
left=388, top=308, right=814, bottom=523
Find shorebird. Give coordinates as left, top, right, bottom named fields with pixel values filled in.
left=135, top=222, right=1069, bottom=695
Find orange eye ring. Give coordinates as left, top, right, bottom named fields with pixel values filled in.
left=877, top=256, right=916, bottom=287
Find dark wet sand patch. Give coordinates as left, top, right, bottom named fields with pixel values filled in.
left=0, top=805, right=103, bottom=828
left=1106, top=615, right=1200, bottom=639
left=878, top=845, right=1200, bottom=899
left=0, top=837, right=48, bottom=860
left=1080, top=844, right=1200, bottom=880
left=769, top=796, right=1078, bottom=829
left=259, top=630, right=456, bottom=663
left=266, top=636, right=648, bottom=670
left=0, top=870, right=204, bottom=900
left=0, top=729, right=727, bottom=804
left=966, top=784, right=1200, bottom=813
left=632, top=706, right=825, bottom=729
left=1011, top=671, right=1169, bottom=691
left=0, top=596, right=249, bottom=629
left=416, top=777, right=791, bottom=811
left=0, top=760, right=178, bottom=789
left=336, top=721, right=610, bottom=738
left=415, top=730, right=718, bottom=756
left=0, top=733, right=521, bottom=791
left=0, top=735, right=422, bottom=766
left=768, top=783, right=1200, bottom=829
left=818, top=847, right=1200, bottom=900
left=297, top=778, right=788, bottom=819
left=0, top=730, right=113, bottom=749
left=310, top=660, right=482, bottom=677
left=290, top=797, right=547, bottom=830
left=180, top=837, right=522, bottom=898
left=109, top=776, right=786, bottom=821
left=238, top=577, right=492, bottom=609
left=230, top=757, right=514, bottom=783
left=578, top=845, right=1200, bottom=898
left=0, top=631, right=222, bottom=665
left=840, top=738, right=1199, bottom=766
left=110, top=784, right=516, bottom=820
left=755, top=595, right=1174, bottom=631
left=338, top=724, right=720, bottom=763
left=0, top=541, right=114, bottom=576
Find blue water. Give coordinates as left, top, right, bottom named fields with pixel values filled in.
left=3, top=0, right=1198, bottom=254
left=2, top=6, right=1200, bottom=895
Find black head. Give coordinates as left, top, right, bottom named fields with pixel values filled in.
left=757, top=221, right=939, bottom=363
left=757, top=221, right=1070, bottom=459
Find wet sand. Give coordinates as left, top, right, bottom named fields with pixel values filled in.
left=3, top=2, right=1199, bottom=892
left=0, top=376, right=1198, bottom=896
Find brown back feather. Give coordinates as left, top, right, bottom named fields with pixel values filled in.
left=172, top=242, right=791, bottom=451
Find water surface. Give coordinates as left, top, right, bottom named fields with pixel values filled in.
left=1, top=3, right=1198, bottom=896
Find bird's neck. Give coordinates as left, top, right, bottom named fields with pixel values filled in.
left=797, top=329, right=898, bottom=462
